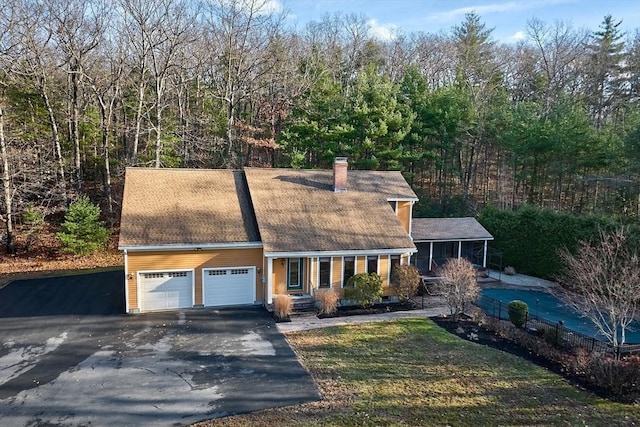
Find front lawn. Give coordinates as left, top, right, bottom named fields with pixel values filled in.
left=197, top=319, right=640, bottom=426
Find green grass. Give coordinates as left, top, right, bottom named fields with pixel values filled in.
left=198, top=319, right=640, bottom=426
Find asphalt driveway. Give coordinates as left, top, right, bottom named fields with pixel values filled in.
left=0, top=271, right=320, bottom=426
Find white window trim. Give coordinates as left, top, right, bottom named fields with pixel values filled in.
left=317, top=256, right=332, bottom=289
left=366, top=255, right=379, bottom=275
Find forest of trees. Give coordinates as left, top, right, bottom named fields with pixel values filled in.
left=1, top=0, right=640, bottom=254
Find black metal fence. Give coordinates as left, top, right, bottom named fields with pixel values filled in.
left=476, top=294, right=640, bottom=356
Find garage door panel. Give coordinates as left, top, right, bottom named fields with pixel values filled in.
left=140, top=271, right=192, bottom=311
left=204, top=268, right=254, bottom=307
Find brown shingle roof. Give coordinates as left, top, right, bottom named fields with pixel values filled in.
left=411, top=217, right=493, bottom=242
left=118, top=168, right=259, bottom=247
left=244, top=168, right=416, bottom=254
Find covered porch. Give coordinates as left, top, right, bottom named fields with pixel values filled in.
left=262, top=251, right=414, bottom=305
left=410, top=217, right=494, bottom=276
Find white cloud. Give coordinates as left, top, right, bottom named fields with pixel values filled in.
left=256, top=0, right=283, bottom=14
left=426, top=0, right=573, bottom=22
left=510, top=30, right=527, bottom=41
left=368, top=18, right=398, bottom=41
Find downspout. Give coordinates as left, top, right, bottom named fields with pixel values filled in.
left=267, top=258, right=273, bottom=305
left=123, top=249, right=130, bottom=314
left=429, top=242, right=434, bottom=272
left=483, top=240, right=488, bottom=268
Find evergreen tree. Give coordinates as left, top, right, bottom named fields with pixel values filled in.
left=57, top=196, right=109, bottom=255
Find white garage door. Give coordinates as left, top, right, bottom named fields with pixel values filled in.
left=203, top=267, right=255, bottom=307
left=140, top=271, right=193, bottom=312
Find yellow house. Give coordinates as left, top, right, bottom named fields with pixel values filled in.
left=118, top=158, right=418, bottom=313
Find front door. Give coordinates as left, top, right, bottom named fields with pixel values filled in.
left=287, top=258, right=303, bottom=291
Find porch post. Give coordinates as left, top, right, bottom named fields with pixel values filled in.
left=457, top=240, right=462, bottom=259
left=483, top=240, right=488, bottom=268
left=429, top=241, right=433, bottom=271
left=267, top=257, right=273, bottom=304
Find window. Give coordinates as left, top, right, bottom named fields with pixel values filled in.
left=287, top=258, right=303, bottom=290
left=343, top=257, right=355, bottom=286
left=367, top=256, right=378, bottom=275
left=390, top=255, right=401, bottom=285
left=319, top=257, right=331, bottom=288
left=208, top=270, right=227, bottom=276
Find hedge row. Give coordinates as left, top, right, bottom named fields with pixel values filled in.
left=477, top=205, right=639, bottom=279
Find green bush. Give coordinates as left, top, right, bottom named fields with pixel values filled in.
left=507, top=300, right=528, bottom=328
left=344, top=272, right=383, bottom=308
left=477, top=205, right=631, bottom=279
left=57, top=195, right=109, bottom=255
left=391, top=264, right=420, bottom=302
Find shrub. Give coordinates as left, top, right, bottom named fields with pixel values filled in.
left=468, top=306, right=487, bottom=325
left=57, top=196, right=109, bottom=255
left=507, top=300, right=528, bottom=327
left=273, top=294, right=292, bottom=320
left=583, top=354, right=640, bottom=401
left=316, top=288, right=340, bottom=316
left=504, top=266, right=516, bottom=275
left=438, top=258, right=479, bottom=321
left=344, top=273, right=383, bottom=308
left=22, top=205, right=45, bottom=252
left=391, top=264, right=420, bottom=302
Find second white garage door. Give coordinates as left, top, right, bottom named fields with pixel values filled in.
left=203, top=267, right=255, bottom=307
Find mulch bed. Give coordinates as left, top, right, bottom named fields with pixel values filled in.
left=430, top=316, right=615, bottom=402
left=317, top=301, right=417, bottom=319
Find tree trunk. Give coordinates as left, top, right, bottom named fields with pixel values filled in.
left=97, top=97, right=114, bottom=224
left=131, top=78, right=145, bottom=166
left=154, top=80, right=162, bottom=168
left=41, top=81, right=68, bottom=204
left=0, top=105, right=15, bottom=254
left=70, top=61, right=82, bottom=192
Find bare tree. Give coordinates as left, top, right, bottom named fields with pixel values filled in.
left=203, top=0, right=286, bottom=167
left=120, top=0, right=196, bottom=168
left=557, top=228, right=640, bottom=351
left=12, top=0, right=68, bottom=203
left=438, top=258, right=479, bottom=321
left=45, top=0, right=107, bottom=191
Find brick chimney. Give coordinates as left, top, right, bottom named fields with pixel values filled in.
left=333, top=157, right=348, bottom=192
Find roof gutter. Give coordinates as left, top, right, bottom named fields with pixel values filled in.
left=264, top=247, right=417, bottom=258
left=412, top=237, right=494, bottom=243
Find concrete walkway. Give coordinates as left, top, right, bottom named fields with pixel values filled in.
left=276, top=305, right=449, bottom=333
left=277, top=271, right=557, bottom=334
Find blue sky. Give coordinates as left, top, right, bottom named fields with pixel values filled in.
left=277, top=0, right=639, bottom=42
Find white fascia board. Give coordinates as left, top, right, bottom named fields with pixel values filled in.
left=118, top=242, right=263, bottom=252
left=264, top=247, right=417, bottom=258
left=413, top=238, right=494, bottom=243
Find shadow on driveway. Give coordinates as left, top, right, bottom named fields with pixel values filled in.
left=0, top=269, right=125, bottom=317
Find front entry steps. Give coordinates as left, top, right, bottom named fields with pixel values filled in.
left=290, top=294, right=315, bottom=314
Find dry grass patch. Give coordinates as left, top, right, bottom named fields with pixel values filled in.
left=196, top=319, right=640, bottom=426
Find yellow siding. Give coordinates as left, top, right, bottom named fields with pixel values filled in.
left=401, top=253, right=409, bottom=265
left=273, top=259, right=286, bottom=295
left=126, top=248, right=263, bottom=311
left=379, top=256, right=389, bottom=287
left=396, top=201, right=412, bottom=234
left=356, top=256, right=366, bottom=274
left=331, top=257, right=342, bottom=289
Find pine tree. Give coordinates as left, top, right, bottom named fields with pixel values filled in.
left=57, top=196, right=109, bottom=255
